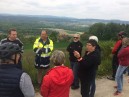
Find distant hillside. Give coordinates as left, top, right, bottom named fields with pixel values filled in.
left=0, top=14, right=129, bottom=25
left=0, top=14, right=129, bottom=33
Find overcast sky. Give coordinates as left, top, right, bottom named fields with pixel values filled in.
left=0, top=0, right=129, bottom=21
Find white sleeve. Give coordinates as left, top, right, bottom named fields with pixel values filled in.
left=20, top=73, right=35, bottom=97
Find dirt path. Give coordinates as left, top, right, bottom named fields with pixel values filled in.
left=35, top=75, right=129, bottom=97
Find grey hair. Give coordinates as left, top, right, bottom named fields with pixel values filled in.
left=50, top=50, right=65, bottom=66
left=122, top=37, right=129, bottom=47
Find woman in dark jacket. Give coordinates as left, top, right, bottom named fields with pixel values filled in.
left=89, top=36, right=101, bottom=97
left=74, top=40, right=101, bottom=97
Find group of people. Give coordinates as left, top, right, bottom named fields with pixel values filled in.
left=33, top=31, right=101, bottom=97
left=0, top=29, right=35, bottom=97
left=0, top=28, right=129, bottom=97
left=107, top=31, right=129, bottom=96
left=67, top=34, right=101, bottom=97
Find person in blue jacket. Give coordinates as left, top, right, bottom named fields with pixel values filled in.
left=0, top=42, right=35, bottom=97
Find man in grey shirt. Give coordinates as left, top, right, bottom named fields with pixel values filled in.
left=0, top=42, right=35, bottom=97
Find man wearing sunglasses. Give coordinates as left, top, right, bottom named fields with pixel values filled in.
left=67, top=34, right=83, bottom=89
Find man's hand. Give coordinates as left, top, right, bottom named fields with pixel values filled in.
left=73, top=50, right=80, bottom=59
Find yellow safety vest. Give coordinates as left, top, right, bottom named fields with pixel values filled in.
left=33, top=37, right=53, bottom=57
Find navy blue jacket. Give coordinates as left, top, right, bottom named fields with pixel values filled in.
left=0, top=64, right=24, bottom=97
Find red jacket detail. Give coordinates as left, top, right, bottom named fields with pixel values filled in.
left=118, top=46, right=129, bottom=66
left=112, top=40, right=122, bottom=54
left=40, top=66, right=74, bottom=97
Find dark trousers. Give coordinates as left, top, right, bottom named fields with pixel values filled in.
left=80, top=78, right=92, bottom=97
left=112, top=55, right=119, bottom=78
left=89, top=72, right=96, bottom=97
left=70, top=61, right=79, bottom=87
left=112, top=63, right=118, bottom=78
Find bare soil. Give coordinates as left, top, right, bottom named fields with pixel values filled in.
left=35, top=75, right=129, bottom=97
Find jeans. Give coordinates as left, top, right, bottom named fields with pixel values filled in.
left=115, top=65, right=128, bottom=92
left=124, top=67, right=129, bottom=75
left=70, top=61, right=79, bottom=87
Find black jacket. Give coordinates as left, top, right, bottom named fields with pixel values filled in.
left=67, top=41, right=83, bottom=62
left=78, top=50, right=101, bottom=81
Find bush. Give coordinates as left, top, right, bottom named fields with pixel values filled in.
left=98, top=41, right=114, bottom=76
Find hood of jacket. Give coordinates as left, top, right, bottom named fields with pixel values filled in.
left=46, top=66, right=73, bottom=86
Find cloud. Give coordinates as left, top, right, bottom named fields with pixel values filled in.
left=0, top=0, right=129, bottom=20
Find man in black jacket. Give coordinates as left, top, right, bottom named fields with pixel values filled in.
left=67, top=34, right=83, bottom=89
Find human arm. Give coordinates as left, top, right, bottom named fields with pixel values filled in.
left=33, top=38, right=53, bottom=54
left=40, top=75, right=50, bottom=97
left=112, top=40, right=122, bottom=54
left=0, top=38, right=7, bottom=45
left=0, top=40, right=2, bottom=45
left=73, top=50, right=81, bottom=58
left=45, top=39, right=54, bottom=53
left=41, top=39, right=54, bottom=53
left=17, top=38, right=24, bottom=53
left=33, top=38, right=43, bottom=54
left=20, top=73, right=35, bottom=97
left=77, top=51, right=100, bottom=68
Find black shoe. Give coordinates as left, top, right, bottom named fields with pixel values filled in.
left=107, top=76, right=115, bottom=81
left=71, top=86, right=79, bottom=89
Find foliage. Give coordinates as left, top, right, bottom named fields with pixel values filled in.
left=0, top=34, right=6, bottom=40
left=88, top=23, right=129, bottom=40
left=48, top=30, right=58, bottom=42
left=97, top=41, right=114, bottom=76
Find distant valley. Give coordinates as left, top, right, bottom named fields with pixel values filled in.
left=0, top=14, right=129, bottom=34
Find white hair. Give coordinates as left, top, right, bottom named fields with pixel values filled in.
left=89, top=36, right=98, bottom=43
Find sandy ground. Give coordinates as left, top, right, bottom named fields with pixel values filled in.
left=35, top=75, right=129, bottom=97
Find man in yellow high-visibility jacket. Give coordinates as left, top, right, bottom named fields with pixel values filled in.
left=33, top=30, right=54, bottom=84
